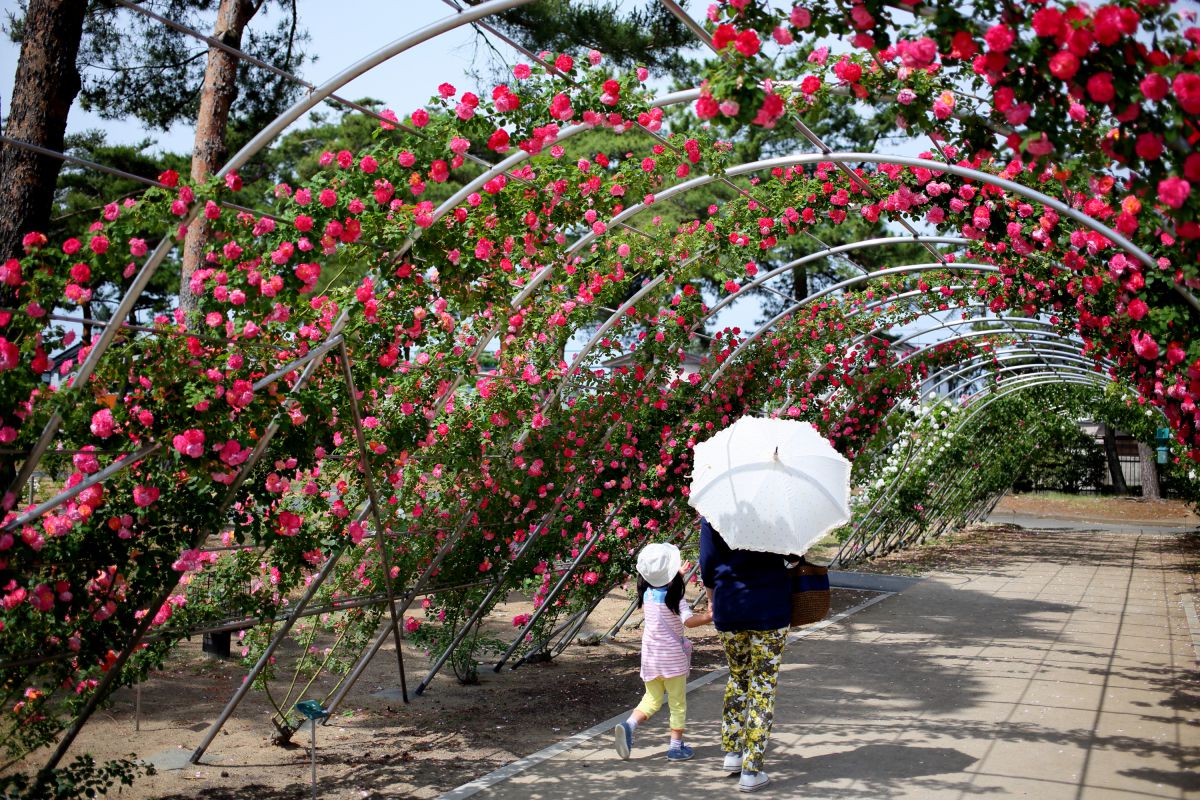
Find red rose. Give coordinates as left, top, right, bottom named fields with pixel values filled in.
left=1184, top=153, right=1200, bottom=182
left=984, top=24, right=1014, bottom=52
left=1172, top=72, right=1200, bottom=115
left=712, top=23, right=736, bottom=51
left=1049, top=51, right=1080, bottom=80
left=1118, top=7, right=1140, bottom=35
left=1066, top=27, right=1094, bottom=57
left=695, top=94, right=719, bottom=120
left=734, top=29, right=761, bottom=57
left=1086, top=72, right=1115, bottom=103
left=1140, top=72, right=1168, bottom=101
left=1135, top=132, right=1163, bottom=160
left=1092, top=5, right=1123, bottom=46
left=949, top=30, right=978, bottom=59
left=1031, top=7, right=1063, bottom=37
left=487, top=128, right=510, bottom=153
left=1127, top=297, right=1149, bottom=320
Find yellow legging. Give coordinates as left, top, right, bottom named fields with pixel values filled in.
left=635, top=674, right=689, bottom=731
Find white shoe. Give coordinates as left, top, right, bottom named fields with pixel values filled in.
left=722, top=751, right=743, bottom=774
left=613, top=722, right=633, bottom=760
left=739, top=771, right=770, bottom=792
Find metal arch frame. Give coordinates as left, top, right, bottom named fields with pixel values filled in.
left=851, top=340, right=1111, bottom=465
left=7, top=0, right=1187, bottom=761
left=21, top=1, right=552, bottom=772
left=9, top=3, right=1175, bottom=506
left=840, top=341, right=1115, bottom=495
left=705, top=262, right=1002, bottom=388
left=834, top=374, right=1113, bottom=564
left=829, top=362, right=1112, bottom=554
left=509, top=239, right=976, bottom=452
left=704, top=236, right=970, bottom=319
left=886, top=328, right=1106, bottom=384
left=5, top=0, right=539, bottom=510
left=815, top=298, right=1118, bottom=381
left=722, top=153, right=1165, bottom=278
left=831, top=309, right=1098, bottom=396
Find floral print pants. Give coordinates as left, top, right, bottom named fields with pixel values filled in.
left=719, top=627, right=788, bottom=774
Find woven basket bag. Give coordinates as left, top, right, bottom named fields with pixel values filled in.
left=789, top=558, right=831, bottom=627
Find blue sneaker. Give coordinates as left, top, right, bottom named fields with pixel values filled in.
left=613, top=722, right=633, bottom=760
left=666, top=743, right=695, bottom=761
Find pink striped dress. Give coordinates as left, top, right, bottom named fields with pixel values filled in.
left=640, top=587, right=693, bottom=680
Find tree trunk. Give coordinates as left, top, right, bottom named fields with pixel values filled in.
left=0, top=0, right=88, bottom=499
left=1102, top=424, right=1128, bottom=495
left=0, top=0, right=88, bottom=262
left=792, top=262, right=808, bottom=301
left=179, top=0, right=257, bottom=317
left=1137, top=440, right=1161, bottom=500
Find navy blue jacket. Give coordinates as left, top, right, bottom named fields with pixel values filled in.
left=698, top=517, right=791, bottom=632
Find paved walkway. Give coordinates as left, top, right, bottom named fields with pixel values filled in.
left=442, top=524, right=1200, bottom=800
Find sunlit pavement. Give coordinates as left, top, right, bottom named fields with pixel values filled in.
left=441, top=523, right=1199, bottom=800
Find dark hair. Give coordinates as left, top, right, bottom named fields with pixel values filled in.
left=636, top=572, right=685, bottom=616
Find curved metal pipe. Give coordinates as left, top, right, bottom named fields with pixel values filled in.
left=723, top=153, right=1162, bottom=277
left=705, top=262, right=1001, bottom=387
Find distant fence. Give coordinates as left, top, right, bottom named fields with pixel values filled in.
left=1095, top=455, right=1142, bottom=492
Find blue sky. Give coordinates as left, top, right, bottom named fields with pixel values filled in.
left=1, top=1, right=494, bottom=155
left=1, top=1, right=773, bottom=339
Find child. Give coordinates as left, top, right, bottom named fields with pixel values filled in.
left=613, top=542, right=712, bottom=761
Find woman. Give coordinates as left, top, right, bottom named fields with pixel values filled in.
left=698, top=516, right=790, bottom=793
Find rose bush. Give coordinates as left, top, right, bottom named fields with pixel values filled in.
left=0, top=12, right=1198, bottom=791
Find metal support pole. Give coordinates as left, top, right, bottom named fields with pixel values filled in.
left=310, top=723, right=318, bottom=800
left=189, top=540, right=350, bottom=763
left=410, top=530, right=543, bottom=695
left=337, top=342, right=408, bottom=702
left=493, top=523, right=607, bottom=672
left=320, top=502, right=497, bottom=716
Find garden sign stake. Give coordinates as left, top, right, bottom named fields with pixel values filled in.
left=295, top=700, right=329, bottom=799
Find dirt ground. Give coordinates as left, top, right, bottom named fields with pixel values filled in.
left=24, top=494, right=1199, bottom=799
left=994, top=491, right=1199, bottom=524
left=50, top=583, right=877, bottom=800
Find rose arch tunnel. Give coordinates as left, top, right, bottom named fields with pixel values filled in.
left=0, top=0, right=1195, bottom=782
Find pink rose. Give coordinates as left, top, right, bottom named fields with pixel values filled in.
left=133, top=485, right=160, bottom=508
left=548, top=93, right=574, bottom=121
left=90, top=408, right=115, bottom=439
left=1156, top=177, right=1191, bottom=209
left=1131, top=330, right=1160, bottom=360
left=172, top=429, right=205, bottom=458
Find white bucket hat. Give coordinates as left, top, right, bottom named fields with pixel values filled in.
left=636, top=542, right=682, bottom=588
